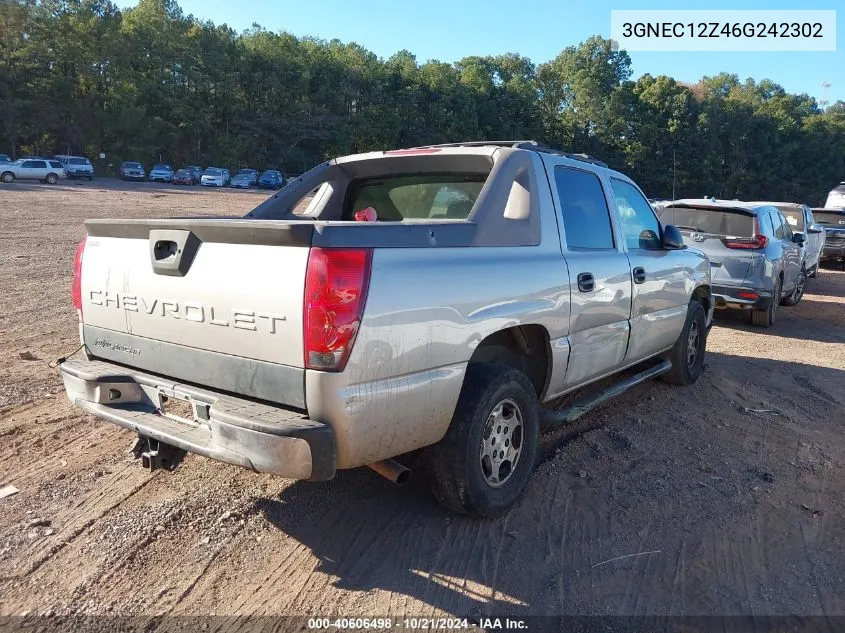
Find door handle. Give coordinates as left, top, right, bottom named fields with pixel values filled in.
left=633, top=267, right=646, bottom=284
left=577, top=272, right=595, bottom=293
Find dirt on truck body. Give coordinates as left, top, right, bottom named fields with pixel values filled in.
left=0, top=179, right=844, bottom=623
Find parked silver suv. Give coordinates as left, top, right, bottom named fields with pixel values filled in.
left=660, top=199, right=805, bottom=327
left=0, top=158, right=67, bottom=184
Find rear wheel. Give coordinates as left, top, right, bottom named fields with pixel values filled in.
left=45, top=172, right=58, bottom=185
left=423, top=364, right=540, bottom=518
left=751, top=277, right=780, bottom=328
left=780, top=268, right=806, bottom=306
left=661, top=300, right=707, bottom=386
left=1, top=171, right=13, bottom=184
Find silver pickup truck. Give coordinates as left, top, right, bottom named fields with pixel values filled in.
left=61, top=141, right=713, bottom=517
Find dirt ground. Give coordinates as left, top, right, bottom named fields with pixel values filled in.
left=0, top=180, right=844, bottom=624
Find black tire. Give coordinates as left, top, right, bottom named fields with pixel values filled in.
left=661, top=300, right=707, bottom=386
left=780, top=267, right=806, bottom=306
left=1, top=171, right=13, bottom=184
left=45, top=172, right=58, bottom=185
left=422, top=363, right=540, bottom=518
left=751, top=277, right=780, bottom=328
left=87, top=175, right=93, bottom=181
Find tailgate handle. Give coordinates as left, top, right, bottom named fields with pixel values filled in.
left=153, top=240, right=178, bottom=260
left=149, top=229, right=201, bottom=277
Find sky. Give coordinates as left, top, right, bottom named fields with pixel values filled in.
left=116, top=0, right=843, bottom=105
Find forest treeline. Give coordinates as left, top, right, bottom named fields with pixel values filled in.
left=2, top=0, right=845, bottom=202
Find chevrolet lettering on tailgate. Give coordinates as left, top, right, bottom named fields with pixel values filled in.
left=88, top=290, right=286, bottom=333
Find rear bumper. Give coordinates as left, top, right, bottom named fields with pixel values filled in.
left=59, top=359, right=336, bottom=481
left=712, top=284, right=773, bottom=311
left=821, top=243, right=845, bottom=259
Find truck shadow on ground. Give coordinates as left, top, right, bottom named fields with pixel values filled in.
left=256, top=352, right=845, bottom=620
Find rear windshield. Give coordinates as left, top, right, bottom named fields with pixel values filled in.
left=344, top=173, right=486, bottom=221
left=661, top=206, right=754, bottom=236
left=814, top=210, right=845, bottom=225
left=69, top=158, right=90, bottom=165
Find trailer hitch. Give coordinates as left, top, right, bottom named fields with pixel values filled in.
left=128, top=436, right=185, bottom=471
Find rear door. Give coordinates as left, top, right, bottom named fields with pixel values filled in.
left=774, top=211, right=801, bottom=290
left=804, top=206, right=823, bottom=270
left=660, top=204, right=758, bottom=287
left=608, top=178, right=689, bottom=363
left=546, top=161, right=633, bottom=388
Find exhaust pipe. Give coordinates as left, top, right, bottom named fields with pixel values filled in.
left=367, top=459, right=412, bottom=486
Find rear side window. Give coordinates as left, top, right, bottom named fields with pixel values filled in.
left=345, top=173, right=486, bottom=221
left=69, top=158, right=89, bottom=165
left=781, top=209, right=804, bottom=231
left=554, top=167, right=615, bottom=249
left=776, top=212, right=793, bottom=239
left=49, top=161, right=63, bottom=168
left=661, top=207, right=754, bottom=236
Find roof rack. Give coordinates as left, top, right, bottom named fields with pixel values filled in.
left=409, top=140, right=609, bottom=168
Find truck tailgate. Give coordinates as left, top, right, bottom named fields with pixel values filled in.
left=80, top=219, right=313, bottom=404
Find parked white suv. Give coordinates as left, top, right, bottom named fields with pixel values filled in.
left=55, top=155, right=94, bottom=180
left=1, top=158, right=67, bottom=184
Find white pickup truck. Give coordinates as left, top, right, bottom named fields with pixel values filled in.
left=61, top=141, right=713, bottom=517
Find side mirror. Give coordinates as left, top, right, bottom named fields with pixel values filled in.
left=662, top=224, right=686, bottom=250
left=807, top=224, right=824, bottom=234
left=792, top=233, right=806, bottom=245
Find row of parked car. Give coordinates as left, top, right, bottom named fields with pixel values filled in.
left=0, top=154, right=94, bottom=183
left=120, top=162, right=291, bottom=189
left=0, top=152, right=294, bottom=191
left=651, top=196, right=845, bottom=328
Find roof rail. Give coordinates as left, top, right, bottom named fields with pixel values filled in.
left=408, top=140, right=609, bottom=168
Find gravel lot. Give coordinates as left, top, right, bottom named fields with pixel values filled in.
left=0, top=180, right=844, bottom=623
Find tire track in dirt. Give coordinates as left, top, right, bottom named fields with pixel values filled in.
left=7, top=464, right=154, bottom=580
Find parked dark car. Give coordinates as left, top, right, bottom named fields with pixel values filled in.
left=185, top=165, right=203, bottom=184
left=258, top=170, right=285, bottom=189
left=119, top=161, right=146, bottom=181
left=812, top=207, right=845, bottom=270
left=172, top=168, right=195, bottom=185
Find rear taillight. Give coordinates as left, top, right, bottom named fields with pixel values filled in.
left=71, top=236, right=87, bottom=315
left=303, top=247, right=372, bottom=371
left=722, top=217, right=767, bottom=250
